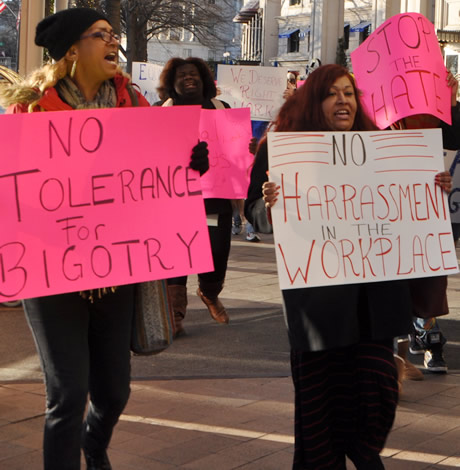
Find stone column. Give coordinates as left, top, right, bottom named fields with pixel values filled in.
left=55, top=0, right=69, bottom=13
left=18, top=0, right=45, bottom=77
left=311, top=0, right=344, bottom=65
left=373, top=0, right=401, bottom=29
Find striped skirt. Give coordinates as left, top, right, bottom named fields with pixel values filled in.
left=291, top=340, right=397, bottom=470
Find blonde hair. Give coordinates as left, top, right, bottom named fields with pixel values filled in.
left=0, top=59, right=128, bottom=112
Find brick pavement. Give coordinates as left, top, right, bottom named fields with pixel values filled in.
left=0, top=235, right=460, bottom=469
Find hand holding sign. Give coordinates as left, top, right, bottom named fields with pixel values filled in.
left=351, top=13, right=451, bottom=129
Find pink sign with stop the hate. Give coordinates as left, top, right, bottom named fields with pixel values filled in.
left=351, top=12, right=451, bottom=129
left=0, top=106, right=213, bottom=301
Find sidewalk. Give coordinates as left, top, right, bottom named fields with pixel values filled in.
left=1, top=235, right=460, bottom=469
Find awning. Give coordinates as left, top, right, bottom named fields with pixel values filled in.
left=437, top=29, right=460, bottom=43
left=233, top=0, right=259, bottom=23
left=279, top=28, right=299, bottom=38
left=299, top=26, right=310, bottom=38
left=350, top=21, right=371, bottom=32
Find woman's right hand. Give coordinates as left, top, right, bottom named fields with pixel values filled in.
left=190, top=141, right=209, bottom=176
left=262, top=181, right=280, bottom=208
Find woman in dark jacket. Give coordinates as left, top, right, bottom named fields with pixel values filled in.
left=156, top=57, right=233, bottom=334
left=257, top=64, right=451, bottom=470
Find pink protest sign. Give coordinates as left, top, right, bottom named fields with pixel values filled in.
left=0, top=106, right=213, bottom=301
left=351, top=13, right=451, bottom=129
left=199, top=107, right=253, bottom=199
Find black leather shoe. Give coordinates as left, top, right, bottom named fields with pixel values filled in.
left=83, top=449, right=112, bottom=470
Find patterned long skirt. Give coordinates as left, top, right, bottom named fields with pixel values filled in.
left=291, top=340, right=398, bottom=470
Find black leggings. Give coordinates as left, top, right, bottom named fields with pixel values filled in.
left=23, top=285, right=134, bottom=470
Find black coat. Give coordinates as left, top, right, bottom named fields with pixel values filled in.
left=249, top=142, right=414, bottom=351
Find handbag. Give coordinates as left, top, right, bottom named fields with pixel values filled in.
left=409, top=275, right=449, bottom=319
left=131, top=280, right=174, bottom=355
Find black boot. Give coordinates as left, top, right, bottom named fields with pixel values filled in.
left=83, top=449, right=112, bottom=470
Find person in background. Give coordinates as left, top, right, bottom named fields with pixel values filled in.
left=393, top=71, right=460, bottom=378
left=255, top=64, right=451, bottom=469
left=231, top=199, right=261, bottom=242
left=0, top=8, right=208, bottom=470
left=283, top=71, right=297, bottom=100
left=157, top=57, right=247, bottom=334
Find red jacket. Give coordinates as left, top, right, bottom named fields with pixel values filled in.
left=7, top=74, right=149, bottom=113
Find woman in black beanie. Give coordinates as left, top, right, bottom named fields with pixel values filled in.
left=0, top=8, right=208, bottom=470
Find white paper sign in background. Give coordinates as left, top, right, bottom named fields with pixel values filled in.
left=268, top=129, right=459, bottom=290
left=131, top=62, right=164, bottom=105
left=217, top=64, right=286, bottom=122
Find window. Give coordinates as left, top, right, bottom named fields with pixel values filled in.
left=343, top=24, right=350, bottom=49
left=359, top=25, right=370, bottom=44
left=208, top=0, right=216, bottom=3
left=208, top=50, right=215, bottom=61
left=183, top=48, right=192, bottom=58
left=288, top=30, right=300, bottom=53
left=289, top=0, right=301, bottom=5
left=169, top=28, right=180, bottom=41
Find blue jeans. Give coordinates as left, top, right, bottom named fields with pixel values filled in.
left=23, top=285, right=134, bottom=470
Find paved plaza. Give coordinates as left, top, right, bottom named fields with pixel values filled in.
left=0, top=235, right=460, bottom=469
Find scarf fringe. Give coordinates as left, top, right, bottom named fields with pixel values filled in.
left=79, top=286, right=118, bottom=303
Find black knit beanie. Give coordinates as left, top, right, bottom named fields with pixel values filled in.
left=35, top=8, right=110, bottom=61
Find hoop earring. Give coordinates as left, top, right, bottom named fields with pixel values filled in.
left=70, top=60, right=77, bottom=78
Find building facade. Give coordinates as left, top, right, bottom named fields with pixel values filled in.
left=147, top=0, right=243, bottom=67
left=145, top=0, right=460, bottom=79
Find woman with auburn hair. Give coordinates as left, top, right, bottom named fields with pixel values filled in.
left=250, top=64, right=451, bottom=469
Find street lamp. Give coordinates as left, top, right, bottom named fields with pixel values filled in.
left=223, top=51, right=230, bottom=64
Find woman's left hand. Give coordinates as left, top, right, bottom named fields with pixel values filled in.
left=435, top=170, right=452, bottom=193
left=190, top=141, right=209, bottom=176
left=262, top=181, right=280, bottom=208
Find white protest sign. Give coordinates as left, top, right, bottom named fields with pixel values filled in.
left=445, top=149, right=460, bottom=223
left=217, top=64, right=286, bottom=121
left=132, top=62, right=164, bottom=105
left=268, top=129, right=459, bottom=290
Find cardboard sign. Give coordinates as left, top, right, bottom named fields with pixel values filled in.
left=217, top=64, right=286, bottom=121
left=132, top=62, right=164, bottom=105
left=351, top=13, right=451, bottom=129
left=199, top=107, right=253, bottom=199
left=267, top=129, right=458, bottom=290
left=0, top=106, right=213, bottom=301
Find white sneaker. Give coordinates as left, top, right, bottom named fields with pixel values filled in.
left=246, top=232, right=260, bottom=242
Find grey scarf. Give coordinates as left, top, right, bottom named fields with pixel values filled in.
left=55, top=76, right=117, bottom=109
